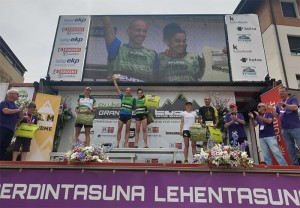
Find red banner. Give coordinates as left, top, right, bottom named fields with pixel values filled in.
left=260, top=86, right=291, bottom=165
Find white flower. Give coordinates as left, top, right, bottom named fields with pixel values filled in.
left=241, top=151, right=248, bottom=159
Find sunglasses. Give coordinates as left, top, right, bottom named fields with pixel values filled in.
left=257, top=105, right=265, bottom=108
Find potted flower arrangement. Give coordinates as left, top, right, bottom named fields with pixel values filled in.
left=193, top=144, right=254, bottom=168
left=61, top=142, right=112, bottom=163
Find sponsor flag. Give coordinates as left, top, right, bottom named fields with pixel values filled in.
left=26, top=93, right=61, bottom=161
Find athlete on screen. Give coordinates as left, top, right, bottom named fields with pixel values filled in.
left=159, top=23, right=205, bottom=82
left=102, top=16, right=159, bottom=82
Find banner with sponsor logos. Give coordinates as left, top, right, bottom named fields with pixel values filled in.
left=225, top=14, right=268, bottom=82
left=260, top=86, right=292, bottom=165
left=26, top=93, right=61, bottom=161
left=48, top=16, right=91, bottom=81
left=0, top=83, right=9, bottom=101
left=71, top=91, right=234, bottom=163
left=1, top=169, right=300, bottom=207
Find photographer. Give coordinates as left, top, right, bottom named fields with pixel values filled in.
left=249, top=103, right=287, bottom=166
left=224, top=103, right=250, bottom=156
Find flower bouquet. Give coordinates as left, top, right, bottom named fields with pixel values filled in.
left=59, top=142, right=112, bottom=163
left=193, top=144, right=254, bottom=168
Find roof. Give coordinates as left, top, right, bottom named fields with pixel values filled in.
left=0, top=36, right=27, bottom=75
left=234, top=0, right=264, bottom=14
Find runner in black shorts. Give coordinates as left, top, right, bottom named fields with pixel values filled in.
left=180, top=102, right=197, bottom=163
left=134, top=88, right=148, bottom=148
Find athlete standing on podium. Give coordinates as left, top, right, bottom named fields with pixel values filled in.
left=113, top=76, right=136, bottom=148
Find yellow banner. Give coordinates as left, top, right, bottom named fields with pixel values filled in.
left=26, top=93, right=61, bottom=161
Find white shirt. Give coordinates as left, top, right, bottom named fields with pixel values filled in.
left=181, top=111, right=197, bottom=130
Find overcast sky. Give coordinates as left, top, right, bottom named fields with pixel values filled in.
left=0, top=0, right=241, bottom=83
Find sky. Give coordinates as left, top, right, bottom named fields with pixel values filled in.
left=0, top=0, right=241, bottom=83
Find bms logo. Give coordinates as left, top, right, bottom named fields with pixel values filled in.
left=238, top=34, right=251, bottom=43
left=242, top=67, right=257, bottom=76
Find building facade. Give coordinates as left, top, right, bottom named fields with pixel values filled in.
left=0, top=36, right=27, bottom=83
left=235, top=0, right=300, bottom=89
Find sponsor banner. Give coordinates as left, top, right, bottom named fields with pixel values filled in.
left=48, top=16, right=91, bottom=81
left=260, top=86, right=292, bottom=165
left=0, top=83, right=9, bottom=101
left=225, top=14, right=268, bottom=81
left=26, top=93, right=61, bottom=161
left=73, top=91, right=234, bottom=163
left=13, top=86, right=35, bottom=104
left=1, top=170, right=300, bottom=207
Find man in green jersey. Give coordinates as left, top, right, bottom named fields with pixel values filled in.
left=103, top=16, right=159, bottom=82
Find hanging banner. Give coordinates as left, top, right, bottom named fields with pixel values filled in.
left=225, top=14, right=268, bottom=81
left=260, top=86, right=292, bottom=165
left=26, top=93, right=61, bottom=161
left=48, top=15, right=91, bottom=81
left=1, top=169, right=300, bottom=207
left=0, top=83, right=9, bottom=101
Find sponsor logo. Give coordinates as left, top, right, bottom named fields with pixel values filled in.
left=57, top=48, right=81, bottom=56
left=58, top=48, right=81, bottom=52
left=63, top=17, right=87, bottom=23
left=59, top=37, right=83, bottom=44
left=55, top=58, right=80, bottom=64
left=166, top=132, right=180, bottom=135
left=155, top=110, right=182, bottom=118
left=98, top=110, right=119, bottom=116
left=18, top=89, right=29, bottom=102
left=169, top=143, right=182, bottom=149
left=53, top=69, right=78, bottom=74
left=232, top=45, right=252, bottom=53
left=101, top=127, right=114, bottom=133
left=240, top=57, right=262, bottom=63
left=71, top=37, right=83, bottom=43
left=238, top=34, right=251, bottom=42
left=62, top=27, right=84, bottom=32
left=145, top=158, right=159, bottom=163
left=147, top=126, right=159, bottom=133
left=237, top=26, right=256, bottom=31
left=229, top=16, right=248, bottom=24
left=242, top=67, right=257, bottom=76
left=37, top=101, right=55, bottom=131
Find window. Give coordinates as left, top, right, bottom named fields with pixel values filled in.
left=281, top=1, right=298, bottom=18
left=287, top=36, right=300, bottom=55
left=297, top=75, right=300, bottom=89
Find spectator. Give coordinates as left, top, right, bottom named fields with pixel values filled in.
left=0, top=89, right=25, bottom=160
left=272, top=86, right=300, bottom=165
left=249, top=103, right=287, bottom=165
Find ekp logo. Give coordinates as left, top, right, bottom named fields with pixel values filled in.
left=55, top=58, right=80, bottom=64
left=63, top=17, right=86, bottom=23
left=59, top=37, right=83, bottom=43
left=71, top=37, right=83, bottom=43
